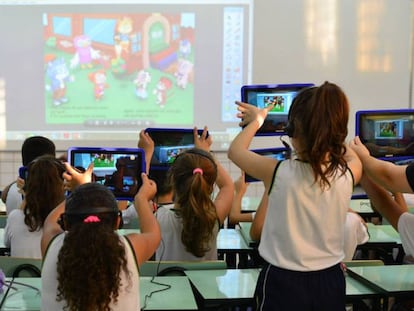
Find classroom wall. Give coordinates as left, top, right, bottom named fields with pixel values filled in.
left=1, top=0, right=413, bottom=192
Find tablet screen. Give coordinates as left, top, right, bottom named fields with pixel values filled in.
left=240, top=83, right=314, bottom=136
left=68, top=147, right=145, bottom=200
left=355, top=109, right=414, bottom=164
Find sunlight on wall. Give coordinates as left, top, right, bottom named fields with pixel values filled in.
left=305, top=0, right=338, bottom=67
left=357, top=0, right=391, bottom=72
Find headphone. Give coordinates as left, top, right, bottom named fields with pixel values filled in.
left=58, top=207, right=123, bottom=231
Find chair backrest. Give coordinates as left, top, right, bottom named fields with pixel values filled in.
left=0, top=256, right=42, bottom=277
left=140, top=260, right=227, bottom=277
left=343, top=259, right=384, bottom=267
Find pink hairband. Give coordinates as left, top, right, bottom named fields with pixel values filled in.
left=193, top=168, right=203, bottom=175
left=83, top=215, right=101, bottom=223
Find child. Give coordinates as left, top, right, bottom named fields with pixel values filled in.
left=228, top=82, right=362, bottom=310
left=4, top=155, right=65, bottom=258
left=155, top=127, right=234, bottom=260
left=41, top=163, right=160, bottom=310
left=1, top=136, right=56, bottom=215
left=350, top=136, right=414, bottom=257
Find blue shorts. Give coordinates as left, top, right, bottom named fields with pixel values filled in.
left=254, top=262, right=346, bottom=311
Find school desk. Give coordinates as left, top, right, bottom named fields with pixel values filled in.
left=0, top=276, right=198, bottom=311
left=347, top=264, right=414, bottom=310
left=357, top=223, right=405, bottom=264
left=216, top=228, right=256, bottom=268
left=185, top=268, right=386, bottom=310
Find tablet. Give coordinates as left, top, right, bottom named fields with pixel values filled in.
left=245, top=147, right=291, bottom=182
left=68, top=147, right=146, bottom=200
left=240, top=83, right=314, bottom=136
left=145, top=127, right=208, bottom=168
left=355, top=109, right=414, bottom=164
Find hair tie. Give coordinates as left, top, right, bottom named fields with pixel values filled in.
left=83, top=215, right=101, bottom=223
left=193, top=168, right=203, bottom=175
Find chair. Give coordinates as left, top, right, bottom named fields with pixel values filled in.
left=140, top=260, right=227, bottom=277
left=0, top=256, right=42, bottom=277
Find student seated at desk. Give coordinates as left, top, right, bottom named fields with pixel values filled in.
left=155, top=127, right=234, bottom=261
left=350, top=136, right=414, bottom=258
left=4, top=155, right=66, bottom=258
left=230, top=173, right=369, bottom=261
left=41, top=163, right=160, bottom=311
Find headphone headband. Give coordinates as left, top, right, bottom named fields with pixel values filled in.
left=64, top=207, right=118, bottom=215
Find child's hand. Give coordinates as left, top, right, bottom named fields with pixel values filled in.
left=63, top=162, right=93, bottom=190
left=136, top=173, right=157, bottom=201
left=138, top=129, right=154, bottom=155
left=235, top=101, right=273, bottom=128
left=194, top=126, right=212, bottom=152
left=349, top=136, right=371, bottom=159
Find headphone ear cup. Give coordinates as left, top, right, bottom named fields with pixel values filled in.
left=58, top=214, right=66, bottom=231
left=116, top=211, right=124, bottom=229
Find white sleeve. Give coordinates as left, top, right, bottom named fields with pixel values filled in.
left=398, top=212, right=414, bottom=257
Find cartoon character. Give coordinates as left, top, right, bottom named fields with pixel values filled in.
left=114, top=17, right=134, bottom=60
left=175, top=59, right=193, bottom=89
left=153, top=77, right=173, bottom=108
left=179, top=39, right=192, bottom=59
left=88, top=70, right=109, bottom=101
left=133, top=70, right=151, bottom=99
left=45, top=55, right=74, bottom=106
left=70, top=35, right=100, bottom=69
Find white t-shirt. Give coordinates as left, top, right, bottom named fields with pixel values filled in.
left=42, top=234, right=140, bottom=310
left=4, top=209, right=42, bottom=258
left=259, top=159, right=354, bottom=271
left=343, top=212, right=369, bottom=261
left=155, top=204, right=219, bottom=261
left=5, top=183, right=23, bottom=215
left=398, top=212, right=414, bottom=256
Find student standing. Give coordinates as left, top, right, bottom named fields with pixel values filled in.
left=228, top=82, right=362, bottom=311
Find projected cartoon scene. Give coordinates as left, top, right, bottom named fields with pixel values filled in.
left=43, top=13, right=195, bottom=126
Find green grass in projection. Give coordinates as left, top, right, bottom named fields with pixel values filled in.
left=44, top=48, right=194, bottom=126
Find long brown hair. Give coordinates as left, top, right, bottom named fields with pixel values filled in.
left=288, top=81, right=349, bottom=189
left=169, top=148, right=218, bottom=257
left=56, top=183, right=129, bottom=311
left=24, top=155, right=65, bottom=231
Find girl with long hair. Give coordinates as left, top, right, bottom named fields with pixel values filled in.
left=4, top=155, right=65, bottom=258
left=228, top=82, right=362, bottom=310
left=41, top=165, right=160, bottom=311
left=155, top=127, right=233, bottom=260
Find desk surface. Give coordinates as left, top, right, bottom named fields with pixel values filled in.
left=348, top=264, right=414, bottom=296
left=350, top=199, right=375, bottom=215
left=185, top=268, right=385, bottom=306
left=185, top=268, right=260, bottom=301
left=0, top=276, right=198, bottom=311
left=365, top=223, right=401, bottom=244
left=217, top=228, right=252, bottom=252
